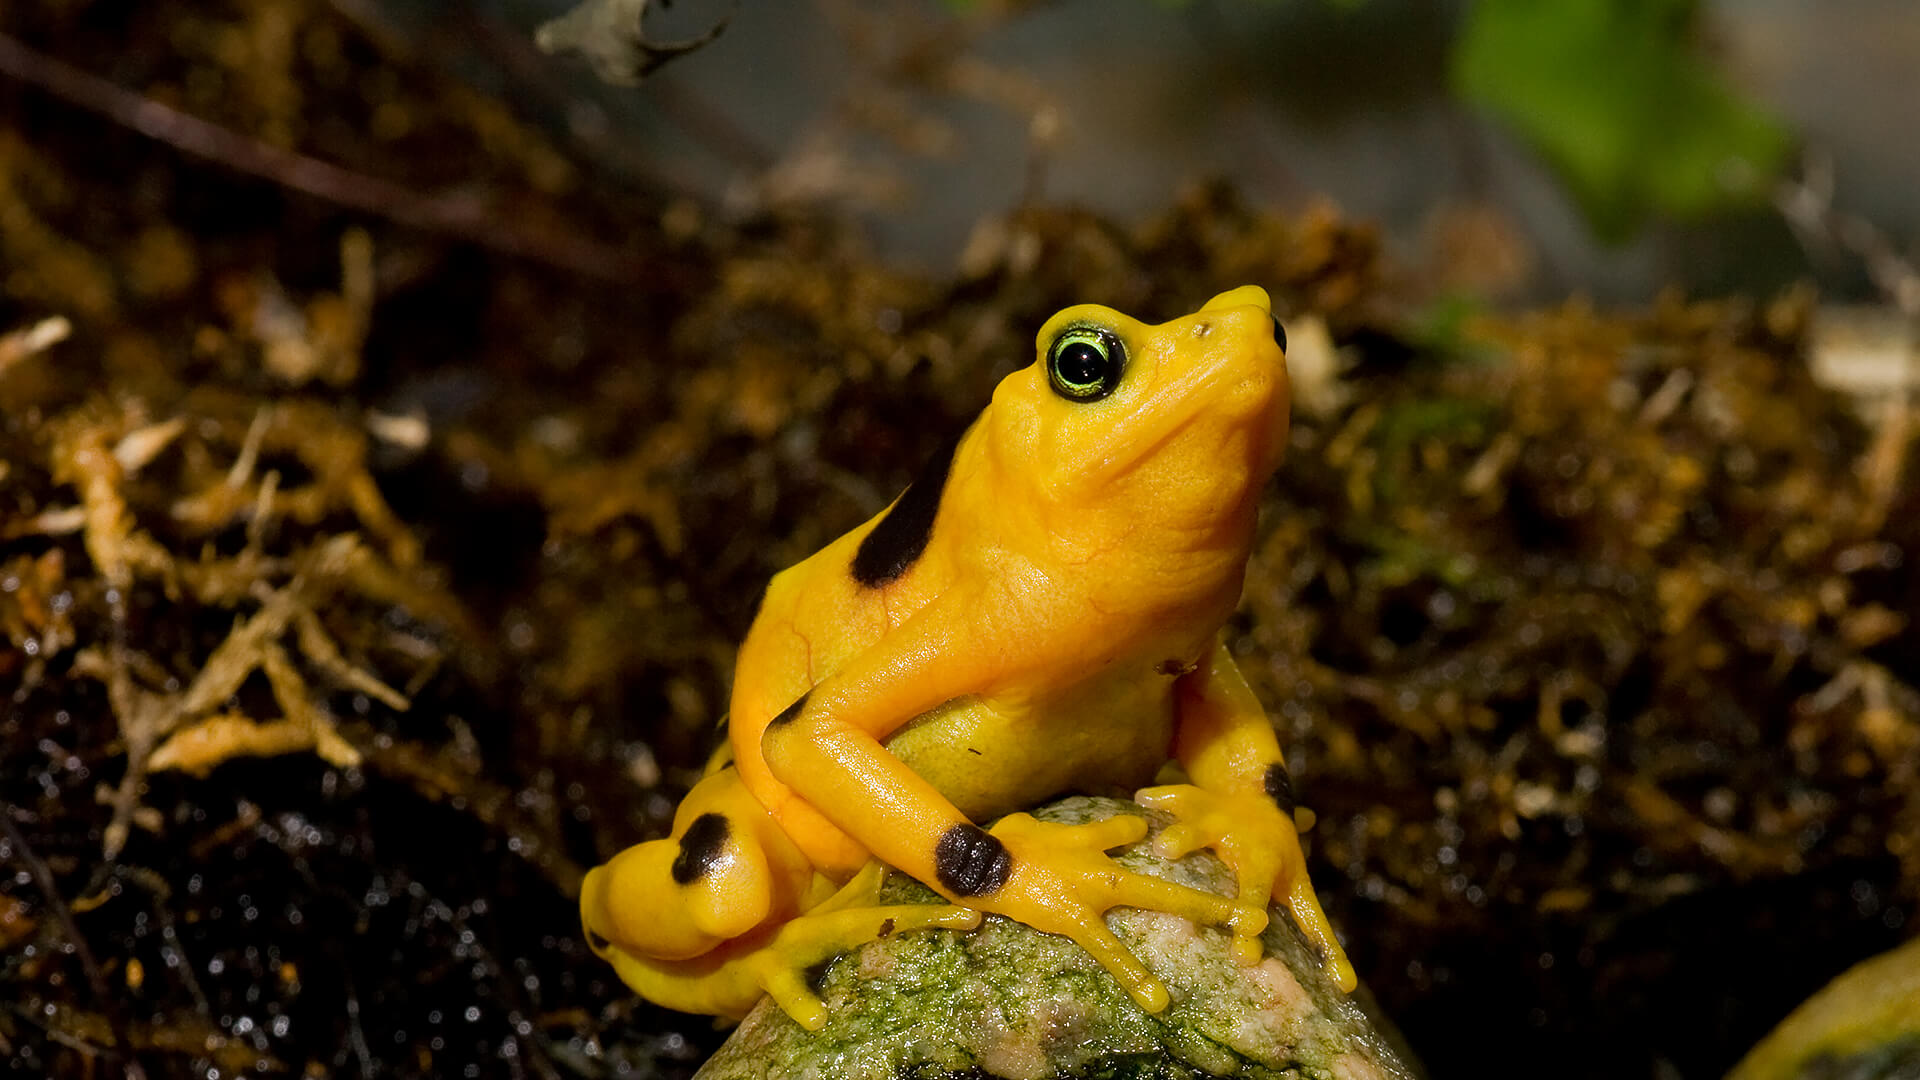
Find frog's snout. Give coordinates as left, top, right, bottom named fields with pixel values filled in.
left=1195, top=285, right=1285, bottom=358
left=1198, top=284, right=1272, bottom=315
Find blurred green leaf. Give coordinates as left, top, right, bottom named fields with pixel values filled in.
left=1452, top=0, right=1791, bottom=239
left=1405, top=292, right=1499, bottom=364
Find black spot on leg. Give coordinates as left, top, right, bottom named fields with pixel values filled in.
left=1263, top=762, right=1296, bottom=817
left=934, top=824, right=1012, bottom=897
left=1157, top=657, right=1197, bottom=677
left=768, top=690, right=811, bottom=728
left=670, top=813, right=731, bottom=884
left=850, top=424, right=969, bottom=588
left=877, top=917, right=896, bottom=938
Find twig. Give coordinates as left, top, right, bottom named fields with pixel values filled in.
left=0, top=806, right=148, bottom=1079
left=0, top=315, right=71, bottom=377
left=343, top=981, right=377, bottom=1080
left=112, top=865, right=211, bottom=1015
left=0, top=31, right=655, bottom=284
left=1775, top=151, right=1920, bottom=323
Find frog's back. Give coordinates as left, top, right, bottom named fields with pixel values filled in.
left=733, top=526, right=898, bottom=726
left=730, top=421, right=977, bottom=752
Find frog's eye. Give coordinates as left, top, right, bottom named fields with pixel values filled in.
left=1046, top=326, right=1124, bottom=403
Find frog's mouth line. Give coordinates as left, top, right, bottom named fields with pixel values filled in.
left=1080, top=346, right=1285, bottom=486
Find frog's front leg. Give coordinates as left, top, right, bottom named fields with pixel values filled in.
left=759, top=594, right=1263, bottom=1013
left=1137, top=638, right=1357, bottom=991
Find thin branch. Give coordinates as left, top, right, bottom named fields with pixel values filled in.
left=0, top=806, right=148, bottom=1079
left=1775, top=151, right=1920, bottom=323
left=0, top=31, right=658, bottom=285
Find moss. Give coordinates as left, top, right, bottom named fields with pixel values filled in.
left=695, top=798, right=1414, bottom=1080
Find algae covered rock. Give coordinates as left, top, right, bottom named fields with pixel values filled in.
left=1728, top=934, right=1920, bottom=1080
left=696, top=796, right=1416, bottom=1080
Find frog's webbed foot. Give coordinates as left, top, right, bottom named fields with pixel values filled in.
left=967, top=812, right=1267, bottom=1013
left=1135, top=783, right=1356, bottom=991
left=602, top=861, right=980, bottom=1031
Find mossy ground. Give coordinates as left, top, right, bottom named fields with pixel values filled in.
left=0, top=3, right=1915, bottom=1078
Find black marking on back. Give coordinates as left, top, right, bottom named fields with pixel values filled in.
left=1263, top=762, right=1296, bottom=817
left=768, top=689, right=811, bottom=728
left=671, top=813, right=730, bottom=884
left=850, top=426, right=967, bottom=588
left=703, top=713, right=734, bottom=768
left=933, top=823, right=1012, bottom=897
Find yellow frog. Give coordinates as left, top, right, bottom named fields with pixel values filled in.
left=580, top=286, right=1354, bottom=1029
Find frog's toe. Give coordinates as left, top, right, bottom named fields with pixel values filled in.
left=1135, top=786, right=1221, bottom=859
left=1134, top=782, right=1192, bottom=817
left=1145, top=820, right=1207, bottom=861
left=1070, top=915, right=1170, bottom=1013
left=1036, top=811, right=1150, bottom=852
left=1286, top=879, right=1356, bottom=991
left=759, top=967, right=830, bottom=1031
left=1105, top=864, right=1265, bottom=936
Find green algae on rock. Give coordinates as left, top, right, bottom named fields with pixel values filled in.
left=694, top=796, right=1416, bottom=1080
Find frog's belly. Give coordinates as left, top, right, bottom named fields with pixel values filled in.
left=883, top=675, right=1175, bottom=823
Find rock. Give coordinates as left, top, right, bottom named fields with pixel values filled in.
left=695, top=796, right=1418, bottom=1080
left=1727, top=933, right=1920, bottom=1080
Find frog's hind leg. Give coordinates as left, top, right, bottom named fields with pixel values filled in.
left=582, top=767, right=808, bottom=965
left=602, top=862, right=981, bottom=1029
left=746, top=861, right=981, bottom=1028
left=1142, top=638, right=1356, bottom=991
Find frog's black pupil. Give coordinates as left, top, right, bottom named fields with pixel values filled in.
left=1058, top=342, right=1105, bottom=388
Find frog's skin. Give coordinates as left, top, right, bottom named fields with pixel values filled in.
left=580, top=286, right=1355, bottom=1029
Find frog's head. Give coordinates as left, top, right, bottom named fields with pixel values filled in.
left=985, top=286, right=1290, bottom=534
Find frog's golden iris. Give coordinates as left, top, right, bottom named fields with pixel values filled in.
left=1046, top=324, right=1125, bottom=402
left=579, top=286, right=1355, bottom=1030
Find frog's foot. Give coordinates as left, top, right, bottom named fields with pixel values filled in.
left=745, top=894, right=982, bottom=1029
left=968, top=812, right=1267, bottom=1013
left=599, top=861, right=980, bottom=1031
left=1136, top=783, right=1356, bottom=991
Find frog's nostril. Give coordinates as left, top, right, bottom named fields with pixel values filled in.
left=1272, top=316, right=1287, bottom=354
